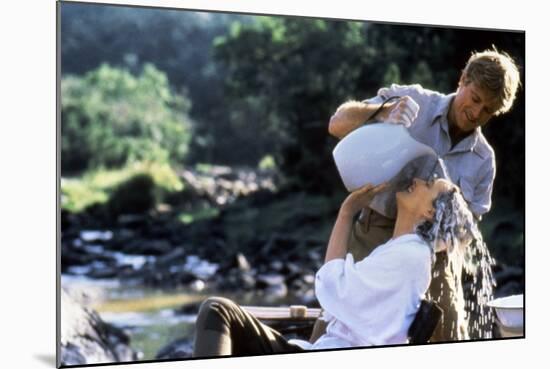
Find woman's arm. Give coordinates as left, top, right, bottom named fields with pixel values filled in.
left=324, top=183, right=389, bottom=263
left=324, top=207, right=355, bottom=263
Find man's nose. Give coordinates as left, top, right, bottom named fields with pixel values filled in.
left=471, top=104, right=483, bottom=120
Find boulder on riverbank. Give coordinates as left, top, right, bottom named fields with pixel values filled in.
left=155, top=337, right=194, bottom=360
left=60, top=288, right=140, bottom=366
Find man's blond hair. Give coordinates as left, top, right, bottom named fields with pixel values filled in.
left=462, top=47, right=521, bottom=115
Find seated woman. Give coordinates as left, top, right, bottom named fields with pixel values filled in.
left=193, top=177, right=475, bottom=357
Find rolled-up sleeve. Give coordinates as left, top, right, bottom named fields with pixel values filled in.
left=472, top=157, right=496, bottom=217
left=362, top=84, right=426, bottom=105
left=458, top=154, right=496, bottom=218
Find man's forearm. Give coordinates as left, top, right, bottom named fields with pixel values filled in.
left=328, top=100, right=387, bottom=139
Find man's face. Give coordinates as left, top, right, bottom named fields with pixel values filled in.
left=449, top=75, right=499, bottom=133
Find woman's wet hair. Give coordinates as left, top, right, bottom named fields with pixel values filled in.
left=415, top=182, right=497, bottom=338
left=415, top=186, right=476, bottom=258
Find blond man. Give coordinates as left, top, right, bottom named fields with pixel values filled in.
left=316, top=48, right=521, bottom=342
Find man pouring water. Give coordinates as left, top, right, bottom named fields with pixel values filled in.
left=314, top=48, right=521, bottom=342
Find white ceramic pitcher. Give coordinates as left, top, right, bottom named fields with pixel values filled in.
left=332, top=123, right=437, bottom=191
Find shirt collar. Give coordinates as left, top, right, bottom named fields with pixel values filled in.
left=431, top=92, right=455, bottom=125
left=389, top=233, right=424, bottom=245
left=470, top=130, right=485, bottom=158
left=431, top=92, right=484, bottom=157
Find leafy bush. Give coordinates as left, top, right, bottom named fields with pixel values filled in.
left=61, top=162, right=184, bottom=213
left=258, top=154, right=276, bottom=171
left=61, top=63, right=193, bottom=173
left=107, top=174, right=156, bottom=215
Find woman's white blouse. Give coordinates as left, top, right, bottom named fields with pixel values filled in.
left=295, top=233, right=431, bottom=349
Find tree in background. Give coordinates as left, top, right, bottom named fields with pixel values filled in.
left=61, top=63, right=193, bottom=173
left=214, top=17, right=372, bottom=191
left=61, top=3, right=246, bottom=165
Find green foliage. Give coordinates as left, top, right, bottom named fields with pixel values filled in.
left=61, top=63, right=192, bottom=172
left=478, top=198, right=524, bottom=267
left=410, top=61, right=435, bottom=89
left=214, top=17, right=371, bottom=191
left=108, top=174, right=156, bottom=215
left=61, top=162, right=184, bottom=213
left=194, top=163, right=214, bottom=174
left=382, top=63, right=402, bottom=86
left=61, top=3, right=248, bottom=165
left=178, top=207, right=220, bottom=225
left=61, top=178, right=109, bottom=213
left=258, top=155, right=276, bottom=171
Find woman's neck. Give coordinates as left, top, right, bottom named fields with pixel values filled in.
left=392, top=211, right=419, bottom=240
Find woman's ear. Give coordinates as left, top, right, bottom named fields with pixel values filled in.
left=423, top=207, right=435, bottom=221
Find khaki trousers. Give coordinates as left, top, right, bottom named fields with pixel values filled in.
left=193, top=297, right=303, bottom=357
left=347, top=209, right=469, bottom=342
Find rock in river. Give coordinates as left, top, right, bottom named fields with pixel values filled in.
left=60, top=288, right=139, bottom=366
left=155, top=337, right=194, bottom=360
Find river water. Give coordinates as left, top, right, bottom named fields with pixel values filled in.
left=61, top=274, right=307, bottom=360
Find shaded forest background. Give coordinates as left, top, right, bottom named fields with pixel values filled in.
left=60, top=3, right=525, bottom=267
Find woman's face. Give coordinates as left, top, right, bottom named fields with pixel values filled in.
left=397, top=177, right=454, bottom=221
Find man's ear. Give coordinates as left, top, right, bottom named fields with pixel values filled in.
left=458, top=72, right=466, bottom=87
